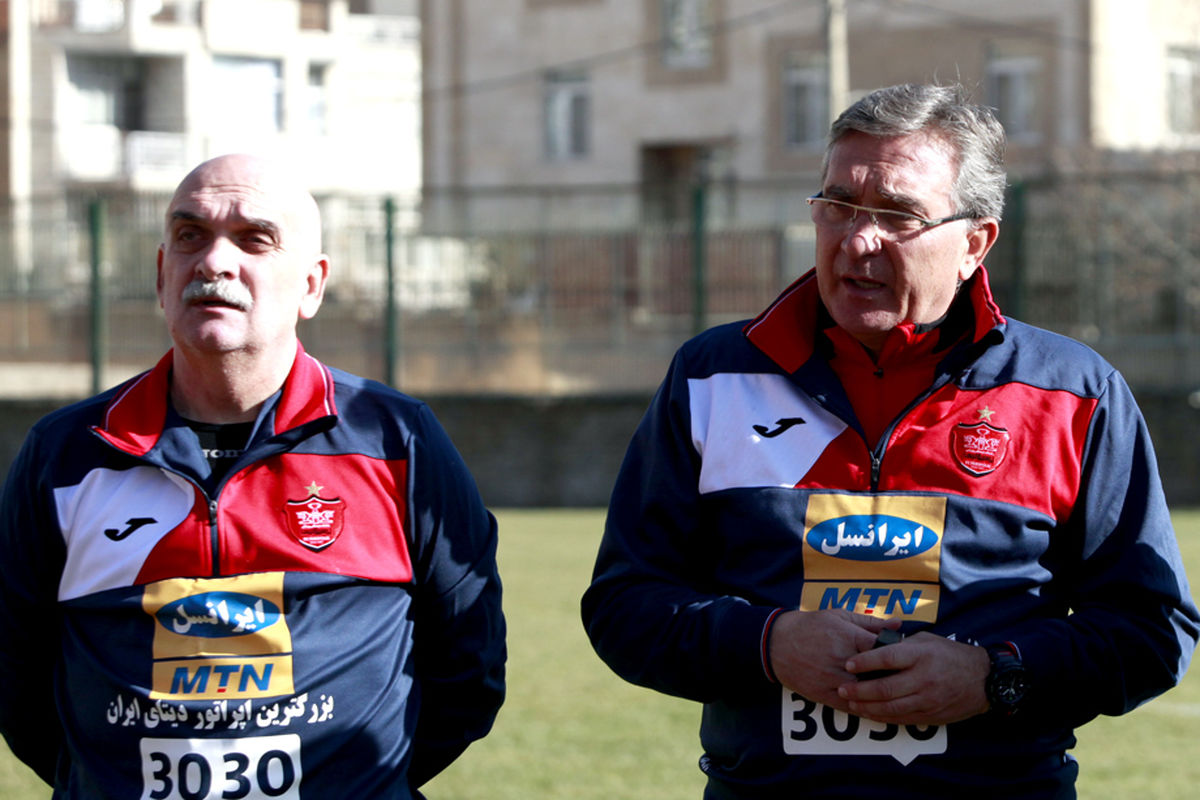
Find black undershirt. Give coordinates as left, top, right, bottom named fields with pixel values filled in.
left=183, top=418, right=255, bottom=491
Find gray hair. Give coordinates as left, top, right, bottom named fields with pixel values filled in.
left=824, top=83, right=1008, bottom=221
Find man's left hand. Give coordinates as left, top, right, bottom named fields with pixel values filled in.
left=837, top=632, right=991, bottom=726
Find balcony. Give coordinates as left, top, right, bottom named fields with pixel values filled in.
left=60, top=126, right=189, bottom=186
left=33, top=0, right=200, bottom=31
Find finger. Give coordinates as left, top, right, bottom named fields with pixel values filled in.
left=849, top=629, right=881, bottom=655
left=844, top=641, right=906, bottom=676
left=838, top=668, right=906, bottom=703
left=846, top=695, right=930, bottom=724
left=848, top=613, right=902, bottom=632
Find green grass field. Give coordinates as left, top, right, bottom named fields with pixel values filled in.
left=3, top=508, right=1198, bottom=799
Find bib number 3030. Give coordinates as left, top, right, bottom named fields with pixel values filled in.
left=781, top=690, right=947, bottom=766
left=140, top=735, right=302, bottom=800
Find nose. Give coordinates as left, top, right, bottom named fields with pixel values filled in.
left=841, top=211, right=883, bottom=256
left=196, top=236, right=240, bottom=281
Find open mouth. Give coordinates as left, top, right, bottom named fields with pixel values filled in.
left=190, top=297, right=248, bottom=312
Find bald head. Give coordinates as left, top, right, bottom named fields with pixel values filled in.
left=167, top=154, right=323, bottom=257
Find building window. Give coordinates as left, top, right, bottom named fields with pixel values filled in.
left=986, top=56, right=1040, bottom=143
left=783, top=52, right=827, bottom=150
left=210, top=56, right=283, bottom=133
left=662, top=0, right=714, bottom=70
left=544, top=70, right=589, bottom=160
left=306, top=63, right=330, bottom=136
left=67, top=54, right=146, bottom=130
left=300, top=0, right=331, bottom=31
left=1168, top=47, right=1200, bottom=135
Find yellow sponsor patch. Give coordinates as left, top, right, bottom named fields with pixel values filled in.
left=799, top=581, right=942, bottom=622
left=142, top=573, right=294, bottom=700
left=801, top=494, right=946, bottom=622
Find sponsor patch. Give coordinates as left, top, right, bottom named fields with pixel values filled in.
left=800, top=494, right=945, bottom=623
left=143, top=573, right=294, bottom=700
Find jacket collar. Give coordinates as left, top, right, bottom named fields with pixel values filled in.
left=743, top=266, right=1006, bottom=373
left=92, top=341, right=337, bottom=457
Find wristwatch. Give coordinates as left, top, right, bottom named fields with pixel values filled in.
left=984, top=642, right=1028, bottom=717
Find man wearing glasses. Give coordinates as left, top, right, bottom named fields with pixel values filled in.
left=583, top=83, right=1198, bottom=797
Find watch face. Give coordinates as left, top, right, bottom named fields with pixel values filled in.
left=986, top=646, right=1027, bottom=714
left=995, top=672, right=1028, bottom=703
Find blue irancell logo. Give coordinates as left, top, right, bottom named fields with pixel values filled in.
left=806, top=515, right=938, bottom=561
left=157, top=592, right=280, bottom=637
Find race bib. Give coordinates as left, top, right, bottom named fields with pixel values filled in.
left=781, top=689, right=946, bottom=765
left=139, top=734, right=302, bottom=800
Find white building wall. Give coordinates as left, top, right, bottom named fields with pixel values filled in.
left=20, top=0, right=421, bottom=198
left=1090, top=0, right=1165, bottom=150
left=1090, top=0, right=1200, bottom=151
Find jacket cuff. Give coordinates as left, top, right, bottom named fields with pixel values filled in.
left=761, top=608, right=786, bottom=684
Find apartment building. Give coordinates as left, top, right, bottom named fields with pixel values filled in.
left=1, top=0, right=420, bottom=198
left=420, top=0, right=1200, bottom=229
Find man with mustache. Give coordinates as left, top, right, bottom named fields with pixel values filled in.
left=583, top=83, right=1198, bottom=798
left=0, top=154, right=506, bottom=798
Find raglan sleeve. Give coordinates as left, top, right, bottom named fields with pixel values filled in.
left=581, top=348, right=781, bottom=703
left=403, top=403, right=505, bottom=788
left=1010, top=369, right=1199, bottom=729
left=0, top=425, right=66, bottom=785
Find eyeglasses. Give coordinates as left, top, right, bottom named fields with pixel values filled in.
left=807, top=194, right=975, bottom=237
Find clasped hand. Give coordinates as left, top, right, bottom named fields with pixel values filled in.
left=768, top=609, right=990, bottom=726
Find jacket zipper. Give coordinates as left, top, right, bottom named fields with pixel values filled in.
left=207, top=497, right=220, bottom=577
left=865, top=363, right=974, bottom=491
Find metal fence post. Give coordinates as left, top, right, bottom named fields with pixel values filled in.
left=384, top=196, right=398, bottom=388
left=691, top=178, right=707, bottom=336
left=89, top=197, right=106, bottom=396
left=1007, top=180, right=1026, bottom=322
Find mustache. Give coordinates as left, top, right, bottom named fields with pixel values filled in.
left=181, top=280, right=252, bottom=310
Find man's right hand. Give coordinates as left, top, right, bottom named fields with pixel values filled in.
left=768, top=609, right=897, bottom=710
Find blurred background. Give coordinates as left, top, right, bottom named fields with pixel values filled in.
left=2, top=0, right=1200, bottom=505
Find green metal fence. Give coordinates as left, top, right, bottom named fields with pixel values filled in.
left=1, top=173, right=1199, bottom=400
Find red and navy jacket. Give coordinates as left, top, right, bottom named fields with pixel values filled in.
left=0, top=343, right=505, bottom=799
left=583, top=268, right=1198, bottom=798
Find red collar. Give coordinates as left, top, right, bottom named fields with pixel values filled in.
left=93, top=341, right=337, bottom=456
left=744, top=267, right=1004, bottom=372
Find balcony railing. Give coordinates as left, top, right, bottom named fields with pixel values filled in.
left=60, top=126, right=189, bottom=183
left=34, top=0, right=200, bottom=31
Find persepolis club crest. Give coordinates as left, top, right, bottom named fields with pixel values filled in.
left=950, top=421, right=1010, bottom=476
left=285, top=482, right=345, bottom=551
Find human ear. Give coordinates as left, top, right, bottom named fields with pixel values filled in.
left=298, top=255, right=330, bottom=320
left=960, top=218, right=1000, bottom=280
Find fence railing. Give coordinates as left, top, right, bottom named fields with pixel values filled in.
left=2, top=174, right=1199, bottom=399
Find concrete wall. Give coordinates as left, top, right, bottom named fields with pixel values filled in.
left=0, top=394, right=653, bottom=508
left=3, top=390, right=1198, bottom=509
left=423, top=394, right=650, bottom=508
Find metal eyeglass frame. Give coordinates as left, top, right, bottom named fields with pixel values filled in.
left=807, top=193, right=976, bottom=235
